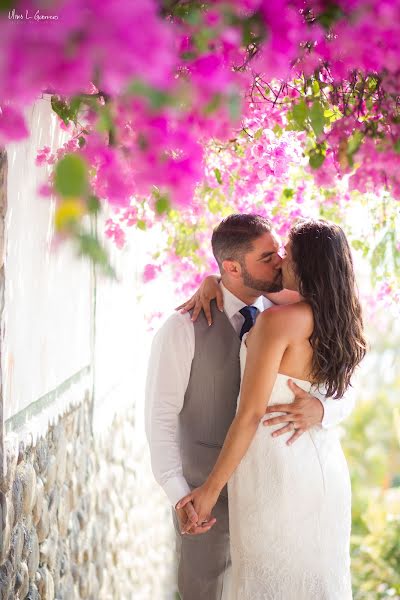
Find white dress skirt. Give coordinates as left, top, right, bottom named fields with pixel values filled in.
left=227, top=336, right=353, bottom=599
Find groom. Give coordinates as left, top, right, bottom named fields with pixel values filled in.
left=145, top=214, right=354, bottom=600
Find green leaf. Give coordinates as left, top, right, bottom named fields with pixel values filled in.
left=181, top=7, right=201, bottom=25
left=312, top=80, right=320, bottom=97
left=204, top=94, right=222, bottom=115
left=126, top=80, right=173, bottom=110
left=310, top=100, right=325, bottom=137
left=370, top=232, right=392, bottom=276
left=351, top=239, right=369, bottom=257
left=69, top=96, right=82, bottom=124
left=180, top=51, right=197, bottom=61
left=367, top=76, right=379, bottom=92
left=347, top=130, right=364, bottom=157
left=241, top=13, right=266, bottom=47
left=87, top=195, right=101, bottom=214
left=54, top=154, right=89, bottom=198
left=291, top=99, right=308, bottom=130
left=324, top=106, right=342, bottom=123
left=51, top=96, right=71, bottom=126
left=228, top=93, right=241, bottom=122
left=137, top=220, right=147, bottom=231
left=51, top=95, right=82, bottom=126
left=193, top=27, right=215, bottom=53
left=254, top=128, right=263, bottom=140
left=97, top=105, right=114, bottom=134
left=317, top=4, right=344, bottom=29
left=208, top=195, right=223, bottom=214
left=214, top=168, right=223, bottom=185
left=155, top=195, right=170, bottom=215
left=309, top=148, right=325, bottom=169
left=283, top=188, right=294, bottom=199
left=394, top=139, right=400, bottom=154
left=77, top=232, right=116, bottom=279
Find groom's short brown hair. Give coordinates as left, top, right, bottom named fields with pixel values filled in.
left=212, top=214, right=273, bottom=271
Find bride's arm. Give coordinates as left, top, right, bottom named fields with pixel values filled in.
left=176, top=275, right=222, bottom=325
left=177, top=308, right=291, bottom=525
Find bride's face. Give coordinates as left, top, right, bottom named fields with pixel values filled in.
left=281, top=242, right=298, bottom=291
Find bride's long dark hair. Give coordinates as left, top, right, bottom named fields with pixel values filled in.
left=289, top=219, right=367, bottom=398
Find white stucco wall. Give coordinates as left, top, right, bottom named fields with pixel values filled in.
left=1, top=95, right=159, bottom=442
left=3, top=96, right=92, bottom=432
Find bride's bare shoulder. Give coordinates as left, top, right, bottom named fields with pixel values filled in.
left=257, top=302, right=313, bottom=339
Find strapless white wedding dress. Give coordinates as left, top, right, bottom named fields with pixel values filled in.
left=227, top=334, right=353, bottom=599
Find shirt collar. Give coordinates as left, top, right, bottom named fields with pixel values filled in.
left=220, top=282, right=267, bottom=319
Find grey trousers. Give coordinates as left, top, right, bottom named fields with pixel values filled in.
left=172, top=496, right=231, bottom=600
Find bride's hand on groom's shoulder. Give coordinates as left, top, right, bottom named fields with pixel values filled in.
left=175, top=275, right=223, bottom=326
left=176, top=485, right=219, bottom=534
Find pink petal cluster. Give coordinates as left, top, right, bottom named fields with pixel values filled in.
left=0, top=104, right=29, bottom=144
left=143, top=263, right=162, bottom=283
left=105, top=218, right=126, bottom=249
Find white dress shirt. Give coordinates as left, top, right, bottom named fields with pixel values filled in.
left=145, top=283, right=354, bottom=506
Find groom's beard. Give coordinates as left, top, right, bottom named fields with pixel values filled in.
left=241, top=266, right=283, bottom=293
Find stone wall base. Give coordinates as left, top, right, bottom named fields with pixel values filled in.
left=0, top=395, right=176, bottom=600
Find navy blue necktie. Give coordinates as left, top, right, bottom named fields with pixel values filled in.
left=239, top=306, right=258, bottom=340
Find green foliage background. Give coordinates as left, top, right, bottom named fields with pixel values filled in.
left=342, top=320, right=400, bottom=598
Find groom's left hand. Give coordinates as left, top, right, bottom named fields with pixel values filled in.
left=262, top=379, right=324, bottom=445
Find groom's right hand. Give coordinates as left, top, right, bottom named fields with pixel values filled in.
left=176, top=502, right=216, bottom=535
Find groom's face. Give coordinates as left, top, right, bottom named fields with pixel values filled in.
left=241, top=232, right=283, bottom=293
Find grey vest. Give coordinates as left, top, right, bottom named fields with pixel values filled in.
left=180, top=301, right=241, bottom=498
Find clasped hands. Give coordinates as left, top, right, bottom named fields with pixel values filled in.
left=176, top=483, right=220, bottom=535
left=176, top=381, right=324, bottom=535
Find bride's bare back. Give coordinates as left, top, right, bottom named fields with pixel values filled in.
left=247, top=301, right=315, bottom=384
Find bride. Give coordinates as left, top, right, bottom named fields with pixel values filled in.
left=177, top=218, right=366, bottom=599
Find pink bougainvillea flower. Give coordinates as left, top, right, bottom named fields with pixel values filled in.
left=0, top=105, right=29, bottom=144
left=143, top=263, right=161, bottom=283
left=105, top=218, right=126, bottom=249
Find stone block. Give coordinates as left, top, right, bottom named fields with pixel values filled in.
left=34, top=439, right=49, bottom=478
left=32, top=478, right=44, bottom=527
left=14, top=561, right=29, bottom=599
left=57, top=484, right=71, bottom=537
left=78, top=572, right=89, bottom=599
left=1, top=443, right=18, bottom=494
left=11, top=472, right=23, bottom=526
left=0, top=559, right=13, bottom=600
left=17, top=441, right=25, bottom=465
left=39, top=532, right=57, bottom=571
left=21, top=463, right=37, bottom=516
left=55, top=429, right=67, bottom=484
left=58, top=572, right=74, bottom=599
left=27, top=529, right=39, bottom=578
left=10, top=522, right=24, bottom=568
left=0, top=493, right=11, bottom=564
left=36, top=566, right=54, bottom=600
left=43, top=455, right=57, bottom=494
left=36, top=501, right=50, bottom=543
left=26, top=582, right=39, bottom=600
left=48, top=489, right=60, bottom=535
